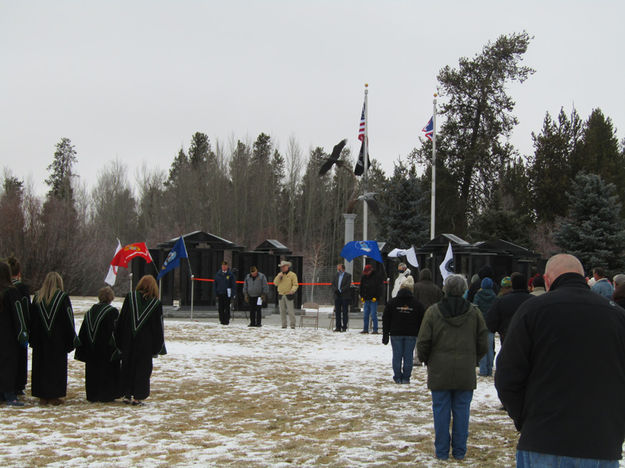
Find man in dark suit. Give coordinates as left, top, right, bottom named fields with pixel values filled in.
left=332, top=264, right=352, bottom=332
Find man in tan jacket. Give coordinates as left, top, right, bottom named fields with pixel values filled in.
left=274, top=260, right=299, bottom=329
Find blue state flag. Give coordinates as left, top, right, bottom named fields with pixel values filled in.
left=340, top=241, right=383, bottom=263
left=157, top=236, right=189, bottom=281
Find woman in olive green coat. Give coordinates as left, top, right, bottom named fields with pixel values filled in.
left=417, top=274, right=488, bottom=461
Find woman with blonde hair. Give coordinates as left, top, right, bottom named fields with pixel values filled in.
left=30, top=272, right=77, bottom=405
left=75, top=286, right=121, bottom=402
left=115, top=275, right=166, bottom=406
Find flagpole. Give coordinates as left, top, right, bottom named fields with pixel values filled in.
left=363, top=83, right=369, bottom=243
left=190, top=274, right=195, bottom=320
left=430, top=92, right=437, bottom=240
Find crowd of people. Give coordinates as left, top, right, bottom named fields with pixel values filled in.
left=0, top=257, right=165, bottom=407
left=3, top=253, right=625, bottom=465
left=377, top=255, right=625, bottom=465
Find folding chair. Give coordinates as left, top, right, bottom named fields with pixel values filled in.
left=300, top=302, right=320, bottom=329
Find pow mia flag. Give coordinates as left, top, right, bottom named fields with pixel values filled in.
left=439, top=242, right=454, bottom=281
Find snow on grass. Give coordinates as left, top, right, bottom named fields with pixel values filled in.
left=1, top=298, right=621, bottom=466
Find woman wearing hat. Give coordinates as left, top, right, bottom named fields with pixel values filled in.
left=274, top=261, right=299, bottom=329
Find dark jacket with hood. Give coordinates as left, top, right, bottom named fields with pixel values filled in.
left=417, top=296, right=488, bottom=390
left=382, top=288, right=424, bottom=338
left=495, top=272, right=625, bottom=461
left=473, top=280, right=498, bottom=322
left=467, top=265, right=497, bottom=303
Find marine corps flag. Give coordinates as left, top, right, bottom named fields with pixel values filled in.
left=110, top=242, right=153, bottom=268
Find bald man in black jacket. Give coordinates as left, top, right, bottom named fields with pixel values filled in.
left=495, top=254, right=625, bottom=466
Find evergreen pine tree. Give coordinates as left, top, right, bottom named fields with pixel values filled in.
left=377, top=160, right=428, bottom=248
left=46, top=137, right=77, bottom=202
left=554, top=172, right=625, bottom=272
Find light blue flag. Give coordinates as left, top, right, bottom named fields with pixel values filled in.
left=157, top=236, right=189, bottom=281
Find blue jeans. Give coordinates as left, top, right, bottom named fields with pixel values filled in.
left=479, top=332, right=494, bottom=376
left=390, top=336, right=416, bottom=383
left=517, top=450, right=618, bottom=467
left=363, top=300, right=378, bottom=332
left=431, top=389, right=473, bottom=460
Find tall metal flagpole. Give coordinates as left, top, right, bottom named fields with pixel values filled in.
left=363, top=83, right=369, bottom=242
left=430, top=93, right=437, bottom=240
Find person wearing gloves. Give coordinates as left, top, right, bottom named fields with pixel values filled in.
left=391, top=263, right=412, bottom=298
left=214, top=261, right=236, bottom=325
left=359, top=263, right=384, bottom=334
left=417, top=274, right=488, bottom=461
left=274, top=260, right=299, bottom=329
left=382, top=276, right=425, bottom=384
left=243, top=266, right=269, bottom=327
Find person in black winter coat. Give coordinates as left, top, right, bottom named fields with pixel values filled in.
left=486, top=272, right=532, bottom=343
left=359, top=264, right=384, bottom=333
left=382, top=276, right=425, bottom=384
left=495, top=254, right=625, bottom=465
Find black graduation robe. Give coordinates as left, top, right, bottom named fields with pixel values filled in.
left=30, top=291, right=76, bottom=399
left=12, top=279, right=31, bottom=392
left=115, top=292, right=166, bottom=400
left=0, top=286, right=28, bottom=394
left=75, top=303, right=122, bottom=402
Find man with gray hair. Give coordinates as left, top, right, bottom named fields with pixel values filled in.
left=495, top=253, right=625, bottom=466
left=417, top=274, right=488, bottom=461
left=612, top=273, right=625, bottom=288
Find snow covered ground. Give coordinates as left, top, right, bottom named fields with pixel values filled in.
left=0, top=297, right=619, bottom=466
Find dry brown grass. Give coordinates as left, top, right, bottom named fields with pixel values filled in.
left=0, top=319, right=521, bottom=467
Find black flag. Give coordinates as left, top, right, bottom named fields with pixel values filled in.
left=354, top=138, right=369, bottom=176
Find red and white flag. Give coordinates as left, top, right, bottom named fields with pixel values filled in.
left=104, top=239, right=121, bottom=286
left=110, top=242, right=153, bottom=269
left=357, top=100, right=366, bottom=141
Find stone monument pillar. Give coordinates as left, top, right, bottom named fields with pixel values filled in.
left=343, top=213, right=357, bottom=277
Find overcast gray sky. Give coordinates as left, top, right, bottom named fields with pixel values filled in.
left=2, top=0, right=624, bottom=196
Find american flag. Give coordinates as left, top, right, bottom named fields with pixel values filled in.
left=422, top=117, right=433, bottom=141
left=358, top=101, right=366, bottom=141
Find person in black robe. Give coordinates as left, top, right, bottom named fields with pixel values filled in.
left=75, top=286, right=121, bottom=402
left=0, top=262, right=29, bottom=406
left=115, top=275, right=166, bottom=405
left=7, top=256, right=31, bottom=395
left=30, top=272, right=77, bottom=405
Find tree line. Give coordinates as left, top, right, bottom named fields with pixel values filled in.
left=2, top=31, right=624, bottom=294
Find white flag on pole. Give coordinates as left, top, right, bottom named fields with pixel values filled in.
left=104, top=239, right=122, bottom=286
left=388, top=247, right=419, bottom=269
left=439, top=242, right=454, bottom=282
